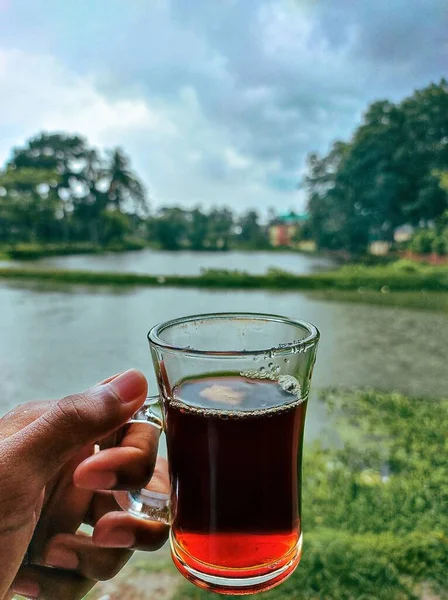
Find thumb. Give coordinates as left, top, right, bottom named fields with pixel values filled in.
left=11, top=369, right=148, bottom=484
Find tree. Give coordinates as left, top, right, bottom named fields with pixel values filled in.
left=188, top=208, right=208, bottom=250
left=7, top=133, right=92, bottom=239
left=4, top=133, right=148, bottom=246
left=305, top=80, right=448, bottom=254
left=207, top=208, right=233, bottom=250
left=104, top=148, right=148, bottom=215
left=238, top=210, right=268, bottom=248
left=100, top=210, right=132, bottom=245
left=0, top=168, right=61, bottom=242
left=153, top=207, right=189, bottom=250
left=305, top=142, right=369, bottom=253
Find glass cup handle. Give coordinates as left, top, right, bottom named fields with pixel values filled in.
left=113, top=395, right=170, bottom=524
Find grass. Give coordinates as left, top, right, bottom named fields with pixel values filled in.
left=0, top=261, right=447, bottom=292
left=173, top=389, right=448, bottom=600
left=0, top=239, right=148, bottom=259
left=308, top=289, right=448, bottom=312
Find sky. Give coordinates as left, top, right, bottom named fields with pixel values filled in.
left=0, top=0, right=446, bottom=214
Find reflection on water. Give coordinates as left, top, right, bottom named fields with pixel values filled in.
left=0, top=281, right=447, bottom=449
left=0, top=249, right=336, bottom=276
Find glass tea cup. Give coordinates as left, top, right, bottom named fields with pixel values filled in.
left=116, top=312, right=319, bottom=595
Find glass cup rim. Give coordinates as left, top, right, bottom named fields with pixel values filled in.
left=147, top=312, right=320, bottom=358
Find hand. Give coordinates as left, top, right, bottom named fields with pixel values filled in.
left=0, top=369, right=169, bottom=600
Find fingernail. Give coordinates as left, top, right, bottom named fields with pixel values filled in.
left=108, top=369, right=147, bottom=404
left=46, top=546, right=79, bottom=570
left=98, top=371, right=125, bottom=385
left=96, top=528, right=135, bottom=548
left=12, top=579, right=40, bottom=599
left=77, top=470, right=117, bottom=490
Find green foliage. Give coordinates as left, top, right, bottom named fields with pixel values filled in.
left=0, top=167, right=62, bottom=243
left=432, top=233, right=447, bottom=255
left=410, top=229, right=437, bottom=254
left=0, top=132, right=271, bottom=252
left=0, top=262, right=447, bottom=293
left=151, top=207, right=189, bottom=250
left=3, top=240, right=146, bottom=260
left=104, top=147, right=147, bottom=215
left=309, top=289, right=448, bottom=313
left=0, top=133, right=148, bottom=247
left=237, top=210, right=269, bottom=248
left=174, top=390, right=448, bottom=600
left=409, top=228, right=448, bottom=255
left=306, top=80, right=448, bottom=254
left=149, top=206, right=267, bottom=251
left=100, top=209, right=132, bottom=244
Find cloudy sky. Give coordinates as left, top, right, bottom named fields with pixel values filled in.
left=0, top=0, right=446, bottom=213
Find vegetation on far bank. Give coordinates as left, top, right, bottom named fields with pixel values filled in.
left=308, top=289, right=448, bottom=313
left=0, top=240, right=322, bottom=260
left=0, top=240, right=150, bottom=260
left=0, top=260, right=447, bottom=295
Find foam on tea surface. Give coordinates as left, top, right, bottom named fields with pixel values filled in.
left=170, top=374, right=303, bottom=417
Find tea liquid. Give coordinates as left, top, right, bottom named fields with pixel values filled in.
left=165, top=374, right=306, bottom=577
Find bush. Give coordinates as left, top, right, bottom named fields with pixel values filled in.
left=410, top=229, right=436, bottom=254
left=7, top=243, right=101, bottom=260
left=432, top=232, right=447, bottom=256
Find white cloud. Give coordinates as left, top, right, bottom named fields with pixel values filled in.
left=224, top=148, right=252, bottom=170
left=0, top=48, right=301, bottom=212
left=2, top=0, right=442, bottom=214
left=0, top=49, right=176, bottom=162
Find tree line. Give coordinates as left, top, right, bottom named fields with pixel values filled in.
left=2, top=80, right=447, bottom=257
left=0, top=133, right=269, bottom=251
left=305, top=80, right=448, bottom=254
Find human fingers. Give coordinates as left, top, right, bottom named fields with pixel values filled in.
left=84, top=456, right=170, bottom=528
left=74, top=422, right=160, bottom=491
left=10, top=565, right=94, bottom=600
left=92, top=457, right=170, bottom=550
left=8, top=369, right=148, bottom=485
left=43, top=533, right=132, bottom=581
left=93, top=512, right=169, bottom=551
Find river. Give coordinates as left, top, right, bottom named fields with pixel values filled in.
left=0, top=249, right=336, bottom=275
left=1, top=276, right=446, bottom=449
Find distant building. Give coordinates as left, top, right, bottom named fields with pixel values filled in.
left=394, top=225, right=414, bottom=243
left=369, top=241, right=391, bottom=256
left=268, top=212, right=309, bottom=247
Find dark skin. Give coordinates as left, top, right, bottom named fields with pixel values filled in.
left=0, top=369, right=170, bottom=600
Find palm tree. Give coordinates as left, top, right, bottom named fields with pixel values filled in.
left=105, top=148, right=148, bottom=215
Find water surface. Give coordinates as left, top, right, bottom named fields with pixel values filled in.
left=0, top=249, right=335, bottom=276
left=1, top=282, right=446, bottom=448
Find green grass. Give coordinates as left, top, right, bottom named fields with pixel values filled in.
left=173, top=389, right=448, bottom=600
left=0, top=239, right=148, bottom=259
left=0, top=260, right=447, bottom=292
left=308, top=289, right=448, bottom=312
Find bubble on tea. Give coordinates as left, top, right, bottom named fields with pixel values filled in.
left=278, top=374, right=302, bottom=399
left=200, top=384, right=245, bottom=406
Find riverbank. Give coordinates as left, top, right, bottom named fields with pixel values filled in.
left=0, top=241, right=399, bottom=261
left=0, top=240, right=148, bottom=260
left=308, top=289, right=448, bottom=312
left=0, top=262, right=447, bottom=291
left=87, top=389, right=447, bottom=600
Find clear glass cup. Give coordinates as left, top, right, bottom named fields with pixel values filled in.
left=116, top=312, right=319, bottom=595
